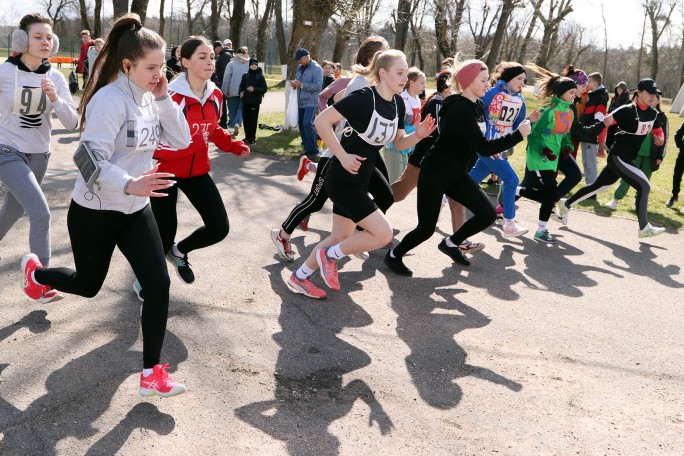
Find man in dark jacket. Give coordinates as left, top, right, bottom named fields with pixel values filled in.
left=215, top=39, right=235, bottom=128
left=239, top=58, right=268, bottom=145
left=578, top=72, right=609, bottom=187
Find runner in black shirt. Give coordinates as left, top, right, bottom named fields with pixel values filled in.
left=285, top=50, right=436, bottom=298
left=556, top=79, right=666, bottom=238
left=385, top=60, right=531, bottom=276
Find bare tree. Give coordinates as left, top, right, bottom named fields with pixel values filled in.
left=601, top=2, right=608, bottom=76
left=159, top=0, right=166, bottom=36
left=131, top=0, right=150, bottom=23
left=530, top=0, right=573, bottom=68
left=78, top=0, right=91, bottom=31
left=41, top=0, right=75, bottom=33
left=678, top=28, right=684, bottom=87
left=185, top=0, right=211, bottom=36
left=253, top=0, right=275, bottom=60
left=357, top=0, right=382, bottom=41
left=434, top=0, right=467, bottom=61
left=636, top=14, right=646, bottom=80
left=210, top=0, right=219, bottom=41
left=408, top=0, right=427, bottom=68
left=113, top=0, right=129, bottom=17
left=230, top=0, right=246, bottom=47
left=331, top=0, right=365, bottom=63
left=394, top=0, right=412, bottom=51
left=642, top=0, right=678, bottom=80
left=467, top=0, right=501, bottom=59
left=93, top=0, right=102, bottom=37
left=287, top=0, right=339, bottom=78
left=559, top=20, right=592, bottom=66
left=517, top=6, right=539, bottom=62
left=486, top=0, right=520, bottom=68
left=274, top=0, right=288, bottom=64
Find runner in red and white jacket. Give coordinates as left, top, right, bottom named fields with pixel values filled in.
left=138, top=37, right=249, bottom=294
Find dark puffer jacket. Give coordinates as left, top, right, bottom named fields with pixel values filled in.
left=239, top=67, right=268, bottom=105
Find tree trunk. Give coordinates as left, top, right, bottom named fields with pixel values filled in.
left=210, top=0, right=219, bottom=41
left=409, top=19, right=424, bottom=70
left=434, top=0, right=453, bottom=58
left=93, top=0, right=102, bottom=37
left=274, top=0, right=288, bottom=64
left=394, top=0, right=412, bottom=51
left=230, top=0, right=247, bottom=48
left=636, top=15, right=646, bottom=81
left=534, top=26, right=554, bottom=68
left=287, top=0, right=337, bottom=79
left=112, top=0, right=128, bottom=18
left=186, top=0, right=192, bottom=36
left=678, top=30, right=684, bottom=87
left=256, top=0, right=274, bottom=61
left=518, top=11, right=537, bottom=63
left=332, top=18, right=354, bottom=63
left=79, top=0, right=91, bottom=32
left=486, top=0, right=516, bottom=68
left=158, top=0, right=165, bottom=36
left=131, top=0, right=150, bottom=23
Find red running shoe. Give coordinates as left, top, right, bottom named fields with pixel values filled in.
left=286, top=273, right=327, bottom=299
left=297, top=155, right=312, bottom=181
left=299, top=214, right=310, bottom=231
left=139, top=363, right=187, bottom=398
left=21, top=254, right=62, bottom=303
left=316, top=248, right=340, bottom=291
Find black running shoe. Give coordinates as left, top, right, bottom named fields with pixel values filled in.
left=166, top=249, right=195, bottom=284
left=384, top=251, right=412, bottom=276
left=666, top=195, right=678, bottom=208
left=438, top=239, right=470, bottom=266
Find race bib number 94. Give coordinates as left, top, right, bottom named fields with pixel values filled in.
left=127, top=115, right=161, bottom=151
left=13, top=86, right=52, bottom=116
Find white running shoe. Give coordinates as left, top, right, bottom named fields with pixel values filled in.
left=353, top=251, right=370, bottom=261
left=555, top=199, right=570, bottom=226
left=502, top=221, right=529, bottom=238
left=638, top=223, right=666, bottom=238
left=270, top=228, right=295, bottom=262
left=604, top=199, right=618, bottom=210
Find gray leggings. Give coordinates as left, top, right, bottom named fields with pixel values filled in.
left=0, top=148, right=51, bottom=265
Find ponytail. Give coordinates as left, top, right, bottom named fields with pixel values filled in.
left=79, top=13, right=166, bottom=130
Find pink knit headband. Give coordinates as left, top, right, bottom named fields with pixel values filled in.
left=456, top=61, right=488, bottom=89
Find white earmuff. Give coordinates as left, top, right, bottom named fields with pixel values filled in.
left=11, top=29, right=60, bottom=56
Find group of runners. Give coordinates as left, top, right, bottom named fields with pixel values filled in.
left=0, top=13, right=674, bottom=399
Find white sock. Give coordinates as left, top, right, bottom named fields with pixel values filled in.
left=389, top=249, right=397, bottom=258
left=537, top=220, right=548, bottom=232
left=142, top=368, right=154, bottom=377
left=445, top=237, right=458, bottom=248
left=307, top=162, right=317, bottom=172
left=171, top=244, right=183, bottom=258
left=295, top=263, right=315, bottom=280
left=515, top=186, right=522, bottom=196
left=279, top=229, right=289, bottom=241
left=31, top=271, right=42, bottom=285
left=327, top=244, right=346, bottom=260
left=504, top=218, right=514, bottom=224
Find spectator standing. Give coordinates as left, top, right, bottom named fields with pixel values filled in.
left=222, top=46, right=250, bottom=136
left=333, top=62, right=343, bottom=79
left=216, top=39, right=235, bottom=128
left=165, top=46, right=181, bottom=81
left=291, top=48, right=323, bottom=159
left=76, top=30, right=95, bottom=88
left=239, top=58, right=268, bottom=145
left=579, top=72, right=609, bottom=189
left=666, top=122, right=684, bottom=208
left=85, top=38, right=104, bottom=85
left=321, top=60, right=335, bottom=90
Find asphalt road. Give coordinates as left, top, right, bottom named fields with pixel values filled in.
left=0, top=110, right=683, bottom=455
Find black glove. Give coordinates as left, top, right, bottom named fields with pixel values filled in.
left=542, top=147, right=557, bottom=161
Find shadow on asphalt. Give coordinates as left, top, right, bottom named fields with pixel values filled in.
left=0, top=300, right=187, bottom=455
left=237, top=257, right=523, bottom=455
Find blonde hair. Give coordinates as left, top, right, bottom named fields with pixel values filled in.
left=360, top=50, right=406, bottom=86
left=452, top=57, right=486, bottom=93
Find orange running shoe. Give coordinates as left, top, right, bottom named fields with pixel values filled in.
left=286, top=273, right=327, bottom=299
left=316, top=248, right=340, bottom=291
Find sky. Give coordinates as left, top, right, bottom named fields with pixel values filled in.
left=0, top=0, right=678, bottom=49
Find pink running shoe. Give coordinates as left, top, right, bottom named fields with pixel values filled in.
left=297, top=155, right=313, bottom=181
left=286, top=273, right=327, bottom=299
left=139, top=363, right=187, bottom=398
left=21, top=254, right=62, bottom=303
left=316, top=248, right=340, bottom=291
left=495, top=205, right=505, bottom=226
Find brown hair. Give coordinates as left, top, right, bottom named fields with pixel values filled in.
left=526, top=63, right=573, bottom=100
left=236, top=46, right=248, bottom=55
left=404, top=67, right=425, bottom=91
left=179, top=35, right=212, bottom=72
left=351, top=35, right=390, bottom=74
left=79, top=13, right=166, bottom=129
left=19, top=13, right=53, bottom=32
left=588, top=72, right=602, bottom=85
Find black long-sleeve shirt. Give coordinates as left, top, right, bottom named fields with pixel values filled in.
left=422, top=94, right=523, bottom=178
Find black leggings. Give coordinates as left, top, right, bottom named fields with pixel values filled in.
left=35, top=201, right=170, bottom=369
left=672, top=150, right=684, bottom=198
left=281, top=156, right=394, bottom=234
left=519, top=168, right=558, bottom=222
left=556, top=154, right=582, bottom=201
left=150, top=173, right=229, bottom=255
left=393, top=170, right=496, bottom=258
left=566, top=154, right=651, bottom=229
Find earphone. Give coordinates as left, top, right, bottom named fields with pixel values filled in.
left=11, top=29, right=60, bottom=55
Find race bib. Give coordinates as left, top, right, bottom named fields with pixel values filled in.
left=496, top=97, right=522, bottom=129
left=13, top=86, right=52, bottom=116
left=551, top=111, right=572, bottom=135
left=478, top=121, right=486, bottom=135
left=127, top=115, right=161, bottom=152
left=636, top=119, right=654, bottom=136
